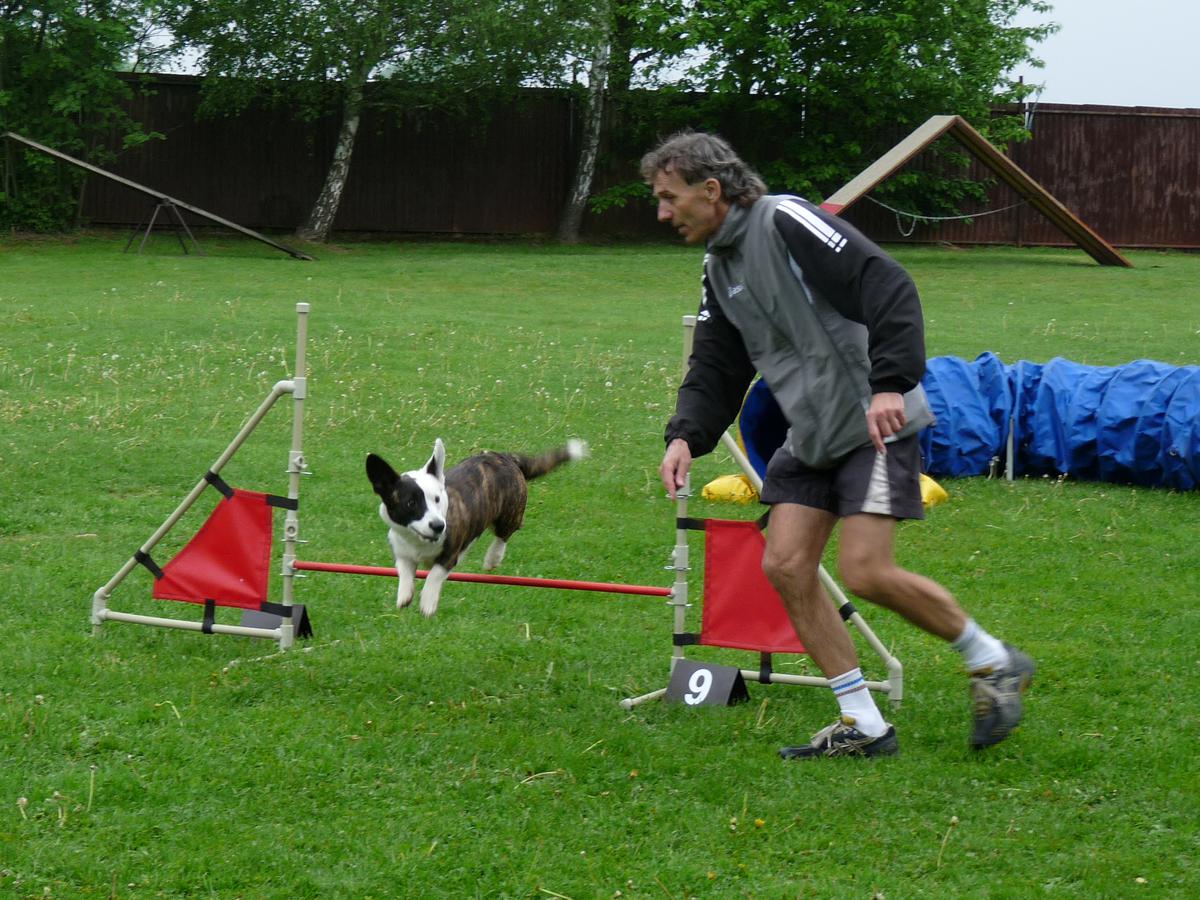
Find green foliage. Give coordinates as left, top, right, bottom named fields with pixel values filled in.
left=1, top=234, right=1198, bottom=895
left=158, top=0, right=574, bottom=122
left=156, top=0, right=580, bottom=239
left=606, top=0, right=1057, bottom=212
left=0, top=1, right=165, bottom=231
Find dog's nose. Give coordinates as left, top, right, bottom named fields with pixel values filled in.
left=429, top=520, right=445, bottom=535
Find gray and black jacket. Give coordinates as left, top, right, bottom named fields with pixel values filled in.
left=665, top=195, right=934, bottom=469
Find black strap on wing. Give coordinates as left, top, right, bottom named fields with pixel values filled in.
left=204, top=471, right=235, bottom=500
left=676, top=511, right=770, bottom=532
left=134, top=550, right=164, bottom=579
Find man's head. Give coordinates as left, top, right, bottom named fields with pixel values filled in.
left=641, top=131, right=767, bottom=244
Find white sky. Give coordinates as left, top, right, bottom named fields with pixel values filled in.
left=1009, top=0, right=1200, bottom=109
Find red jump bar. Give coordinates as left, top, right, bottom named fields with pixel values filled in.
left=292, top=560, right=672, bottom=597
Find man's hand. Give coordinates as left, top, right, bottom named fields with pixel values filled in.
left=660, top=438, right=693, bottom=499
left=866, top=392, right=906, bottom=454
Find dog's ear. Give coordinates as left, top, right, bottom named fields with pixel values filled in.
left=365, top=453, right=399, bottom=495
left=426, top=438, right=446, bottom=483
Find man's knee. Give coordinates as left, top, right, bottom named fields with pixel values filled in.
left=762, top=544, right=819, bottom=592
left=838, top=559, right=881, bottom=598
left=837, top=546, right=892, bottom=598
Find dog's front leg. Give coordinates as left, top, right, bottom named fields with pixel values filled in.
left=394, top=558, right=416, bottom=609
left=419, top=565, right=450, bottom=617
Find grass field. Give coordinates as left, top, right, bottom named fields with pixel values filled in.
left=1, top=231, right=1198, bottom=898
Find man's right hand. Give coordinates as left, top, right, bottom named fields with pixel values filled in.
left=660, top=438, right=693, bottom=499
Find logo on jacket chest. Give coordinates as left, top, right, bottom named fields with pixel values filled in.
left=727, top=283, right=746, bottom=299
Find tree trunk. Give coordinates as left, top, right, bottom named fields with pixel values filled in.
left=557, top=11, right=611, bottom=244
left=296, top=81, right=364, bottom=243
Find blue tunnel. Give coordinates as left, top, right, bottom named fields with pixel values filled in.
left=737, top=354, right=1200, bottom=490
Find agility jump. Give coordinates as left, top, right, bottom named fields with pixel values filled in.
left=88, top=304, right=902, bottom=706
left=88, top=302, right=672, bottom=649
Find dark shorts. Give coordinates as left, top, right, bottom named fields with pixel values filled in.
left=759, top=435, right=925, bottom=520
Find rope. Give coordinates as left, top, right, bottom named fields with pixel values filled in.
left=864, top=194, right=1029, bottom=236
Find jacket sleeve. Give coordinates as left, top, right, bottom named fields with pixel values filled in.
left=664, top=266, right=757, bottom=456
left=773, top=199, right=926, bottom=395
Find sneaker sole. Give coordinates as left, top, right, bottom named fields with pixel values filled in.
left=780, top=733, right=900, bottom=760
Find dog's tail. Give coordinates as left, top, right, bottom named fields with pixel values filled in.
left=510, top=439, right=589, bottom=481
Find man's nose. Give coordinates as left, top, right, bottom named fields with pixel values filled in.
left=657, top=201, right=673, bottom=222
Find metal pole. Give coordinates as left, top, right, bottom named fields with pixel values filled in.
left=291, top=560, right=672, bottom=598
left=278, top=302, right=310, bottom=650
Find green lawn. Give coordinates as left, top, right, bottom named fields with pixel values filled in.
left=1, top=232, right=1198, bottom=897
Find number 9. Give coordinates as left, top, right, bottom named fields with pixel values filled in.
left=685, top=667, right=713, bottom=705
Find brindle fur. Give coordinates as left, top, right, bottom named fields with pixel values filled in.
left=436, top=447, right=573, bottom=569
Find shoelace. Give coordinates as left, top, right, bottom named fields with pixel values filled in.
left=971, top=677, right=1001, bottom=717
left=810, top=718, right=853, bottom=748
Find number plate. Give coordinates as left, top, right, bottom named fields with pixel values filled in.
left=664, top=659, right=749, bottom=706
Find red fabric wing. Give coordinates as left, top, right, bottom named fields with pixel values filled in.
left=701, top=519, right=806, bottom=654
left=151, top=490, right=274, bottom=610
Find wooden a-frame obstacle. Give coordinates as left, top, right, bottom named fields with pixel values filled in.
left=3, top=131, right=313, bottom=261
left=820, top=114, right=1131, bottom=268
left=90, top=305, right=902, bottom=712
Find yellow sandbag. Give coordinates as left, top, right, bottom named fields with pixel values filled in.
left=920, top=473, right=949, bottom=508
left=701, top=474, right=759, bottom=504
left=701, top=471, right=947, bottom=508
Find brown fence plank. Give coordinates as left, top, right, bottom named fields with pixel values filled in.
left=75, top=78, right=1200, bottom=249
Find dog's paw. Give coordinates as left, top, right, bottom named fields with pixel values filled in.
left=419, top=594, right=440, bottom=617
left=396, top=590, right=414, bottom=609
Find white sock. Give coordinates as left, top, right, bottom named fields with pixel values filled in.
left=829, top=668, right=888, bottom=737
left=952, top=619, right=1010, bottom=672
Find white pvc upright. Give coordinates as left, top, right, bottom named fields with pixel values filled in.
left=90, top=302, right=310, bottom=650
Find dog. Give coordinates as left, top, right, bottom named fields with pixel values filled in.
left=365, top=438, right=588, bottom=616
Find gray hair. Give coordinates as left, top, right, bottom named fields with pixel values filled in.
left=640, top=131, right=767, bottom=208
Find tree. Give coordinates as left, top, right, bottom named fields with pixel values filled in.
left=0, top=1, right=164, bottom=231
left=554, top=0, right=695, bottom=241
left=556, top=0, right=611, bottom=243
left=674, top=0, right=1056, bottom=208
left=161, top=0, right=571, bottom=243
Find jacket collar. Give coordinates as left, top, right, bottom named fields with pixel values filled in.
left=707, top=201, right=751, bottom=255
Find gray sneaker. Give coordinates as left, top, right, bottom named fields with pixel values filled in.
left=970, top=643, right=1035, bottom=749
left=779, top=716, right=899, bottom=760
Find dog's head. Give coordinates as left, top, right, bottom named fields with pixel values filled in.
left=365, top=439, right=448, bottom=545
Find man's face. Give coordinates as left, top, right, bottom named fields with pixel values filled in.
left=651, top=167, right=727, bottom=245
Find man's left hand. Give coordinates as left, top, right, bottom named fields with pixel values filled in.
left=866, top=392, right=906, bottom=453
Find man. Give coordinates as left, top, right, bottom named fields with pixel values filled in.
left=643, top=130, right=1034, bottom=758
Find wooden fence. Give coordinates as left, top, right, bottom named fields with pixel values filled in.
left=77, top=77, right=1200, bottom=249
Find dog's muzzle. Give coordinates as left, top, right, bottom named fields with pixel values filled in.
left=419, top=520, right=446, bottom=542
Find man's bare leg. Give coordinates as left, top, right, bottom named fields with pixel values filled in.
left=836, top=512, right=966, bottom=641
